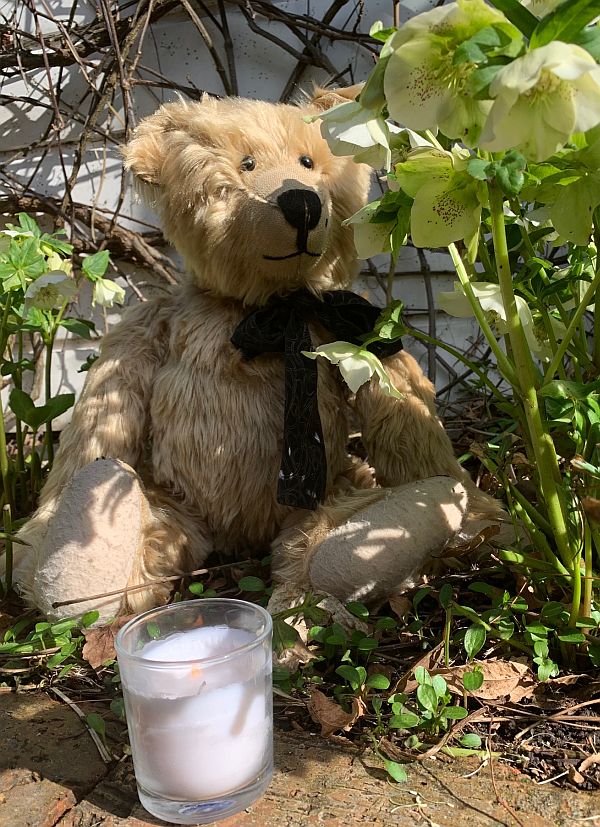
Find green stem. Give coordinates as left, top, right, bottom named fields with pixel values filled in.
left=448, top=243, right=520, bottom=387
left=3, top=503, right=12, bottom=592
left=0, top=298, right=13, bottom=513
left=487, top=182, right=572, bottom=570
left=568, top=546, right=582, bottom=628
left=443, top=607, right=452, bottom=667
left=543, top=265, right=600, bottom=384
left=44, top=335, right=54, bottom=466
left=583, top=521, right=593, bottom=621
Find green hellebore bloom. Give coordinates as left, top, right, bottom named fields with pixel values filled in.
left=395, top=146, right=483, bottom=252
left=92, top=277, right=125, bottom=308
left=302, top=342, right=402, bottom=398
left=383, top=0, right=515, bottom=144
left=24, top=271, right=77, bottom=312
left=480, top=41, right=600, bottom=162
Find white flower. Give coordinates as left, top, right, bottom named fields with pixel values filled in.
left=303, top=342, right=402, bottom=398
left=383, top=0, right=516, bottom=144
left=480, top=41, right=600, bottom=161
left=343, top=202, right=394, bottom=259
left=313, top=100, right=399, bottom=170
left=92, top=277, right=125, bottom=308
left=24, top=271, right=77, bottom=311
left=438, top=281, right=566, bottom=359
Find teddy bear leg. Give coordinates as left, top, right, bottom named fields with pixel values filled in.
left=20, top=459, right=211, bottom=623
left=272, top=476, right=468, bottom=606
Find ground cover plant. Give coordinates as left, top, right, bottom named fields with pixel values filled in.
left=2, top=0, right=600, bottom=797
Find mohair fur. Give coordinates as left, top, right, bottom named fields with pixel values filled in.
left=13, top=90, right=506, bottom=619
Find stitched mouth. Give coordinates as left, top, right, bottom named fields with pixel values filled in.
left=263, top=249, right=322, bottom=261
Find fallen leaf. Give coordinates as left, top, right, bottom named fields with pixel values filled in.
left=388, top=594, right=411, bottom=620
left=442, top=524, right=500, bottom=557
left=579, top=754, right=600, bottom=774
left=306, top=689, right=365, bottom=737
left=583, top=497, right=600, bottom=525
left=82, top=615, right=134, bottom=669
left=568, top=765, right=585, bottom=785
left=431, top=659, right=535, bottom=703
left=392, top=643, right=444, bottom=695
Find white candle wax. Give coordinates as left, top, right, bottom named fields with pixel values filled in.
left=123, top=625, right=272, bottom=801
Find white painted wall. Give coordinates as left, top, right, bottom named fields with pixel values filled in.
left=1, top=0, right=483, bottom=426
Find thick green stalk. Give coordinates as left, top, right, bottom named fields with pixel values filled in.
left=0, top=298, right=13, bottom=513
left=583, top=521, right=593, bottom=620
left=3, top=503, right=12, bottom=592
left=487, top=182, right=572, bottom=571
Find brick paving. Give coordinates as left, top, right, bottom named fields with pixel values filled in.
left=1, top=691, right=599, bottom=827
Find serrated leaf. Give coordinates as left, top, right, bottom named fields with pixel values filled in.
left=487, top=0, right=538, bottom=37
left=81, top=250, right=110, bottom=279
left=530, top=0, right=600, bottom=48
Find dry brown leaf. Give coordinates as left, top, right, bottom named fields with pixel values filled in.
left=393, top=643, right=444, bottom=695
left=306, top=689, right=365, bottom=737
left=568, top=765, right=585, bottom=785
left=583, top=497, right=600, bottom=525
left=82, top=615, right=134, bottom=669
left=579, top=754, right=600, bottom=774
left=431, top=658, right=535, bottom=703
left=388, top=594, right=411, bottom=621
left=442, top=524, right=500, bottom=557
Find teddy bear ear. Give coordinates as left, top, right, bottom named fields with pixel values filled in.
left=309, top=84, right=363, bottom=112
left=122, top=101, right=195, bottom=187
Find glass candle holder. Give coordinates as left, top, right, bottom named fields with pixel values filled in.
left=115, top=598, right=273, bottom=825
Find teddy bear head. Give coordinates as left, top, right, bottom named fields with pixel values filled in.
left=124, top=90, right=370, bottom=305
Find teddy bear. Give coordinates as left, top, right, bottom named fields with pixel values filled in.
left=11, top=89, right=506, bottom=624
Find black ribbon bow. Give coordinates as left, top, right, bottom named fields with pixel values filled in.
left=231, top=289, right=403, bottom=511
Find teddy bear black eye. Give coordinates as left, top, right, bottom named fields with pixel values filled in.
left=299, top=155, right=314, bottom=169
left=241, top=155, right=256, bottom=172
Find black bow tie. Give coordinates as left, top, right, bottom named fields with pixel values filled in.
left=231, top=289, right=403, bottom=510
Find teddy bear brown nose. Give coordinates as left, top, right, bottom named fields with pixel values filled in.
left=277, top=189, right=322, bottom=232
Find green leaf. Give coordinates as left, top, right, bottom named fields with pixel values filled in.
left=346, top=601, right=369, bottom=620
left=369, top=21, right=396, bottom=43
left=574, top=24, right=600, bottom=59
left=468, top=158, right=494, bottom=181
left=438, top=584, right=453, bottom=609
left=81, top=611, right=99, bottom=628
left=487, top=0, right=539, bottom=37
left=535, top=658, right=558, bottom=681
left=530, top=0, right=600, bottom=48
left=60, top=318, right=96, bottom=339
left=86, top=712, right=106, bottom=739
left=9, top=388, right=38, bottom=429
left=432, top=674, right=447, bottom=699
left=383, top=759, right=407, bottom=783
left=188, top=582, right=204, bottom=595
left=81, top=250, right=110, bottom=280
left=557, top=632, right=586, bottom=643
left=465, top=63, right=505, bottom=98
left=110, top=698, right=126, bottom=720
left=416, top=683, right=438, bottom=713
left=375, top=616, right=397, bottom=632
left=44, top=393, right=75, bottom=422
left=238, top=576, right=265, bottom=592
left=464, top=625, right=487, bottom=660
left=496, top=150, right=526, bottom=196
left=336, top=664, right=363, bottom=689
left=440, top=705, right=468, bottom=720
left=414, top=666, right=432, bottom=686
left=460, top=733, right=483, bottom=748
left=146, top=621, right=161, bottom=640
left=365, top=673, right=391, bottom=690
left=463, top=668, right=484, bottom=692
left=390, top=710, right=421, bottom=728
left=272, top=617, right=301, bottom=654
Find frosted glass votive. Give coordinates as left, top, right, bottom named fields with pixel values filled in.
left=115, top=598, right=273, bottom=824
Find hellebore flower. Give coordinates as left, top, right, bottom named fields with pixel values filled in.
left=303, top=342, right=402, bottom=398
left=438, top=281, right=565, bottom=359
left=343, top=201, right=395, bottom=259
left=92, top=277, right=125, bottom=308
left=395, top=146, right=483, bottom=251
left=314, top=99, right=401, bottom=170
left=383, top=0, right=518, bottom=144
left=480, top=41, right=600, bottom=161
left=24, top=271, right=77, bottom=311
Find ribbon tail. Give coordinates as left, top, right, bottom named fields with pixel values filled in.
left=277, top=314, right=327, bottom=510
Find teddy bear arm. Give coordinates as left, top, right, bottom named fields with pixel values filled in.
left=354, top=350, right=465, bottom=487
